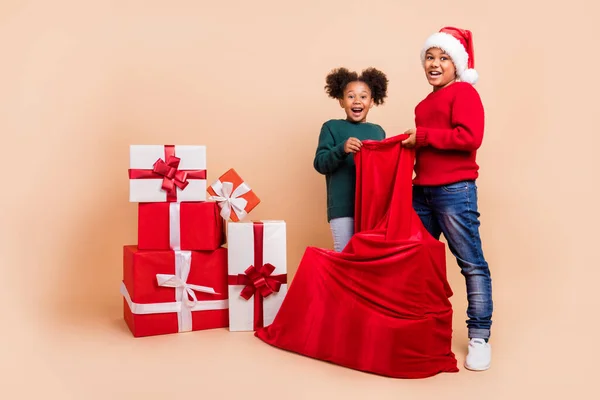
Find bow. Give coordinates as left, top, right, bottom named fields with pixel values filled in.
left=237, top=263, right=283, bottom=300
left=153, top=156, right=189, bottom=195
left=208, top=181, right=250, bottom=220
left=156, top=274, right=218, bottom=308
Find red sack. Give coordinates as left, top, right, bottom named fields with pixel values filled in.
left=255, top=134, right=459, bottom=378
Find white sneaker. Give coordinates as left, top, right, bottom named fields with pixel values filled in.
left=464, top=338, right=491, bottom=371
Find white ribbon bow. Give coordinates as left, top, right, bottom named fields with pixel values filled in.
left=208, top=180, right=251, bottom=220
left=156, top=274, right=217, bottom=308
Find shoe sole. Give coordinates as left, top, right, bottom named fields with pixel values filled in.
left=464, top=363, right=490, bottom=371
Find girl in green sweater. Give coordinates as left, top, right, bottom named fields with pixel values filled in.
left=313, top=67, right=388, bottom=251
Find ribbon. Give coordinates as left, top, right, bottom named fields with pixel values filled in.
left=169, top=203, right=181, bottom=250
left=156, top=273, right=218, bottom=308
left=153, top=156, right=189, bottom=195
left=120, top=283, right=227, bottom=314
left=227, top=222, right=287, bottom=330
left=208, top=180, right=251, bottom=220
left=234, top=263, right=284, bottom=301
left=128, top=145, right=207, bottom=202
left=120, top=250, right=226, bottom=333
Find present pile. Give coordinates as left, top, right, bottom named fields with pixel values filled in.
left=121, top=144, right=287, bottom=337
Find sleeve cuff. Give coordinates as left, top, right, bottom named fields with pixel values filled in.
left=415, top=128, right=427, bottom=147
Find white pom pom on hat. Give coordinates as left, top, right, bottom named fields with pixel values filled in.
left=421, top=26, right=478, bottom=85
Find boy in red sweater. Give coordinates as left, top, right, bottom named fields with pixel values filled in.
left=402, top=27, right=493, bottom=371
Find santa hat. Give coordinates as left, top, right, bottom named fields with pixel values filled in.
left=420, top=26, right=478, bottom=85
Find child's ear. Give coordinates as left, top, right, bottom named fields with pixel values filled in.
left=369, top=98, right=375, bottom=108
left=339, top=99, right=344, bottom=108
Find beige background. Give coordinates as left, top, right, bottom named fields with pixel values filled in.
left=1, top=0, right=597, bottom=398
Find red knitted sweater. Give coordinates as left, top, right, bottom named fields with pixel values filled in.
left=414, top=82, right=485, bottom=186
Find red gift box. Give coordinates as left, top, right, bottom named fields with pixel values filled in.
left=138, top=202, right=224, bottom=251
left=121, top=245, right=229, bottom=337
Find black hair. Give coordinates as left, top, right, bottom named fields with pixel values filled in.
left=324, top=67, right=388, bottom=105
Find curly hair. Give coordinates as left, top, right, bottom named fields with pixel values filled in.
left=324, top=67, right=388, bottom=105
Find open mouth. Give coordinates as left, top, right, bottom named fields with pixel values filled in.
left=351, top=107, right=363, bottom=115
left=429, top=71, right=442, bottom=78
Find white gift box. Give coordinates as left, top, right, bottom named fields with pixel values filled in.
left=128, top=145, right=207, bottom=203
left=227, top=220, right=287, bottom=331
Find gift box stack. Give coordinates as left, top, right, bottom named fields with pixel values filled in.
left=121, top=144, right=288, bottom=337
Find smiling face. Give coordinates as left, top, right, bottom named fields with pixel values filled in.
left=424, top=47, right=457, bottom=91
left=339, top=81, right=374, bottom=123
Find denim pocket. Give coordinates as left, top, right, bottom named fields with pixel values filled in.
left=442, top=181, right=470, bottom=193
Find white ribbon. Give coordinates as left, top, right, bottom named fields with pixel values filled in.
left=120, top=250, right=228, bottom=333
left=208, top=180, right=251, bottom=220
left=169, top=202, right=181, bottom=250
left=156, top=274, right=217, bottom=308
left=120, top=283, right=228, bottom=314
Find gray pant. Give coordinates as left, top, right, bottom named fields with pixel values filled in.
left=329, top=217, right=354, bottom=252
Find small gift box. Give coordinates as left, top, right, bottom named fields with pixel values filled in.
left=207, top=168, right=260, bottom=222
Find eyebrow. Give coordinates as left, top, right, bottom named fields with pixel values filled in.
left=427, top=51, right=449, bottom=56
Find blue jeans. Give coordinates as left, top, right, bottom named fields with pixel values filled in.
left=330, top=217, right=354, bottom=252
left=413, top=181, right=493, bottom=340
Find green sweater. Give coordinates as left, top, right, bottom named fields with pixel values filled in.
left=313, top=119, right=386, bottom=222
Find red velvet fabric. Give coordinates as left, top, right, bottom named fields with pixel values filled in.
left=255, top=134, right=459, bottom=378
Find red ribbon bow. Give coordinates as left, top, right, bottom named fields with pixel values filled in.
left=238, top=263, right=283, bottom=301
left=152, top=156, right=189, bottom=195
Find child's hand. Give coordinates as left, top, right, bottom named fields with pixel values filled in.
left=401, top=129, right=417, bottom=148
left=344, top=137, right=362, bottom=153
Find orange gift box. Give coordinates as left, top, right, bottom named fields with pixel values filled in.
left=207, top=168, right=260, bottom=222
